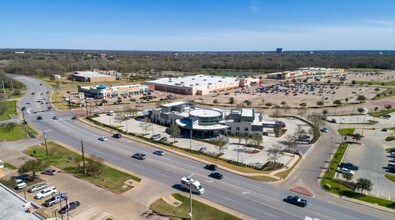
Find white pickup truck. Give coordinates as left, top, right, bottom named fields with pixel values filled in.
left=35, top=186, right=57, bottom=199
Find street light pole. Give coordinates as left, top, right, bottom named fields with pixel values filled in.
left=187, top=174, right=193, bottom=219
left=43, top=130, right=51, bottom=156
left=328, top=136, right=334, bottom=172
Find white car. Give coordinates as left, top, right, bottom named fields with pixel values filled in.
left=35, top=186, right=57, bottom=199
left=28, top=183, right=48, bottom=193
left=337, top=167, right=354, bottom=175
left=98, top=136, right=108, bottom=141
left=16, top=179, right=27, bottom=189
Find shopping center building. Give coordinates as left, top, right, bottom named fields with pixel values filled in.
left=78, top=84, right=154, bottom=99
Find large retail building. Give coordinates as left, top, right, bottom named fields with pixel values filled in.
left=146, top=75, right=259, bottom=95
left=78, top=84, right=154, bottom=99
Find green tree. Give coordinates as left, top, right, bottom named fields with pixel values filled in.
left=18, top=159, right=48, bottom=177
left=169, top=122, right=181, bottom=143
left=342, top=173, right=353, bottom=183
left=322, top=109, right=329, bottom=115
left=140, top=117, right=152, bottom=134
left=356, top=95, right=367, bottom=103
left=357, top=108, right=364, bottom=114
left=351, top=80, right=356, bottom=85
left=281, top=101, right=287, bottom=107
left=229, top=97, right=235, bottom=104
left=333, top=100, right=342, bottom=105
left=0, top=102, right=7, bottom=115
left=280, top=134, right=297, bottom=152
left=316, top=101, right=324, bottom=107
left=385, top=104, right=392, bottom=109
left=213, top=99, right=218, bottom=104
left=299, top=102, right=307, bottom=108
left=355, top=178, right=373, bottom=194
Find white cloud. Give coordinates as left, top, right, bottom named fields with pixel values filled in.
left=367, top=19, right=395, bottom=27
left=248, top=1, right=261, bottom=14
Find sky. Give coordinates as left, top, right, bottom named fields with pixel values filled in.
left=0, top=0, right=395, bottom=51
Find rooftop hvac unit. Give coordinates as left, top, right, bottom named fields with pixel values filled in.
left=196, top=83, right=199, bottom=85
left=219, top=80, right=222, bottom=82
left=192, top=78, right=195, bottom=80
left=203, top=79, right=207, bottom=81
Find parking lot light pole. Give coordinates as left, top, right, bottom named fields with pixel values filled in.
left=328, top=136, right=334, bottom=172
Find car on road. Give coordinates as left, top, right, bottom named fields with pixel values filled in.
left=209, top=172, right=223, bottom=180
left=37, top=116, right=43, bottom=120
left=383, top=114, right=391, bottom=119
left=337, top=167, right=355, bottom=175
left=112, top=133, right=122, bottom=139
left=381, top=128, right=388, bottom=132
left=339, top=162, right=359, bottom=171
left=41, top=169, right=58, bottom=175
left=132, top=153, right=147, bottom=160
left=53, top=116, right=59, bottom=120
left=35, top=186, right=57, bottom=199
left=28, top=183, right=48, bottom=193
left=59, top=201, right=80, bottom=214
left=71, top=115, right=77, bottom=120
left=321, top=127, right=328, bottom=133
left=31, top=92, right=35, bottom=95
left=153, top=150, right=165, bottom=156
left=16, top=179, right=27, bottom=190
left=204, top=164, right=217, bottom=171
left=283, top=195, right=307, bottom=207
left=47, top=106, right=52, bottom=110
left=98, top=136, right=108, bottom=141
left=26, top=101, right=31, bottom=104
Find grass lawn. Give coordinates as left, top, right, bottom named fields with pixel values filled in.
left=275, top=155, right=302, bottom=179
left=25, top=142, right=141, bottom=194
left=0, top=124, right=38, bottom=141
left=0, top=100, right=17, bottom=121
left=320, top=143, right=395, bottom=209
left=355, top=80, right=395, bottom=86
left=338, top=128, right=355, bottom=136
left=150, top=193, right=241, bottom=220
left=368, top=109, right=395, bottom=117
left=385, top=175, right=395, bottom=183
left=373, top=88, right=395, bottom=100
left=248, top=176, right=278, bottom=182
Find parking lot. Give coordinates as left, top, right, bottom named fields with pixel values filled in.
left=334, top=112, right=395, bottom=200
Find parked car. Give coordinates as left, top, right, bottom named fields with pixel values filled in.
left=209, top=172, right=223, bottom=180
left=204, top=164, right=217, bottom=171
left=339, top=162, right=359, bottom=171
left=283, top=195, right=307, bottom=207
left=337, top=167, right=355, bottom=175
left=321, top=127, right=328, bottom=133
left=98, top=136, right=108, bottom=141
left=132, top=153, right=147, bottom=160
left=45, top=193, right=68, bottom=207
left=37, top=116, right=43, bottom=120
left=28, top=183, right=48, bottom=193
left=383, top=114, right=391, bottom=119
left=159, top=137, right=168, bottom=142
left=16, top=179, right=27, bottom=190
left=150, top=134, right=161, bottom=141
left=389, top=158, right=395, bottom=163
left=112, top=133, right=122, bottom=139
left=35, top=186, right=57, bottom=199
left=41, top=169, right=58, bottom=175
left=153, top=150, right=165, bottom=156
left=59, top=201, right=80, bottom=214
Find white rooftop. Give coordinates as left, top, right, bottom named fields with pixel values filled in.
left=147, top=75, right=240, bottom=89
left=74, top=71, right=110, bottom=78
left=241, top=108, right=254, bottom=117
left=161, top=101, right=189, bottom=107
left=190, top=109, right=221, bottom=118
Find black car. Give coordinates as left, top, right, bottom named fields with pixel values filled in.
left=132, top=153, right=147, bottom=160
left=339, top=162, right=359, bottom=171
left=71, top=116, right=77, bottom=120
left=283, top=196, right=307, bottom=207
left=112, top=133, right=122, bottom=139
left=59, top=201, right=80, bottom=214
left=204, top=164, right=217, bottom=171
left=37, top=116, right=43, bottom=120
left=209, top=172, right=223, bottom=180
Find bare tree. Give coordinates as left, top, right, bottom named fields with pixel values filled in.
left=169, top=122, right=181, bottom=143
left=279, top=134, right=297, bottom=152
left=140, top=117, right=152, bottom=135
left=307, top=113, right=325, bottom=128
left=249, top=134, right=263, bottom=149
left=214, top=135, right=229, bottom=154
left=267, top=144, right=282, bottom=164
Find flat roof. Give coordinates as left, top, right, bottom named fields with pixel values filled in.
left=146, top=75, right=240, bottom=89
left=176, top=119, right=228, bottom=131
left=241, top=108, right=254, bottom=117
left=161, top=101, right=189, bottom=107
left=190, top=109, right=221, bottom=118
left=0, top=184, right=43, bottom=220
left=74, top=71, right=111, bottom=78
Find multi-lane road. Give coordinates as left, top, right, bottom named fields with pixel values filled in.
left=11, top=75, right=395, bottom=220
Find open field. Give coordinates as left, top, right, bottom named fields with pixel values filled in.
left=150, top=193, right=241, bottom=220
left=0, top=124, right=37, bottom=141
left=25, top=142, right=141, bottom=193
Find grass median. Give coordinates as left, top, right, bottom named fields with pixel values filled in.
left=0, top=100, right=17, bottom=121
left=150, top=193, right=241, bottom=220
left=25, top=142, right=141, bottom=194
left=338, top=128, right=355, bottom=136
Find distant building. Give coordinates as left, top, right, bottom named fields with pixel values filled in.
left=146, top=75, right=259, bottom=95
left=267, top=68, right=345, bottom=80
left=71, top=71, right=116, bottom=82
left=276, top=48, right=283, bottom=53
left=78, top=83, right=154, bottom=99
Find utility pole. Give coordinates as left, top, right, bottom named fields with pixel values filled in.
left=43, top=130, right=51, bottom=156
left=1, top=81, right=5, bottom=94
left=81, top=140, right=86, bottom=175
left=328, top=136, right=334, bottom=172
left=85, top=100, right=89, bottom=116
left=187, top=174, right=194, bottom=219
left=10, top=80, right=13, bottom=92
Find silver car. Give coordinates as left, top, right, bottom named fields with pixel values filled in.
left=28, top=183, right=48, bottom=193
